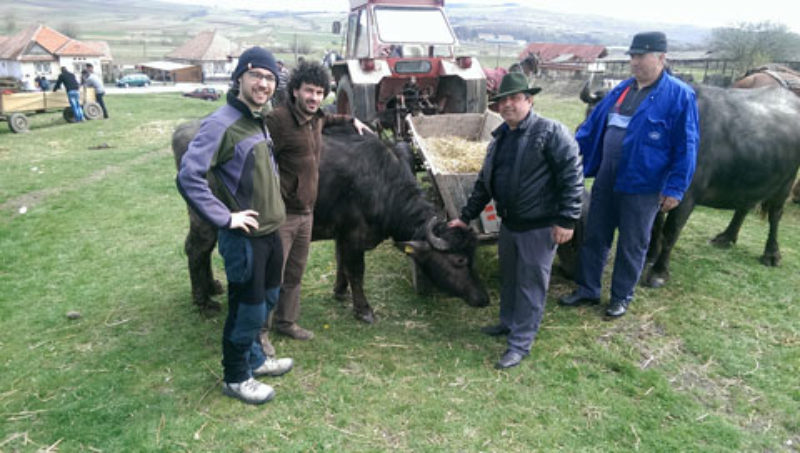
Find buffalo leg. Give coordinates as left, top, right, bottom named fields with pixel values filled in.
left=791, top=179, right=800, bottom=204
left=646, top=211, right=666, bottom=265
left=186, top=210, right=223, bottom=311
left=333, top=240, right=350, bottom=300
left=338, top=240, right=374, bottom=323
left=760, top=184, right=792, bottom=266
left=709, top=209, right=748, bottom=248
left=645, top=198, right=695, bottom=288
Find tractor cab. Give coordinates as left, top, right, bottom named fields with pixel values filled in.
left=332, top=0, right=487, bottom=140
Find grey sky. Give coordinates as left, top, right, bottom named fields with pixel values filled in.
left=166, top=0, right=800, bottom=33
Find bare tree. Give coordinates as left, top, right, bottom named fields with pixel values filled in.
left=4, top=10, right=16, bottom=34
left=710, top=22, right=800, bottom=75
left=59, top=21, right=80, bottom=39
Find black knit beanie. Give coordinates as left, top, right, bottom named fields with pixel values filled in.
left=231, top=47, right=280, bottom=84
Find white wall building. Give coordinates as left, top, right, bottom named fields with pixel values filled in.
left=0, top=24, right=110, bottom=84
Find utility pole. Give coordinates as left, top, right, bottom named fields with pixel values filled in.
left=293, top=33, right=298, bottom=65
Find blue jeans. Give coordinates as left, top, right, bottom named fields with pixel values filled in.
left=67, top=90, right=84, bottom=121
left=218, top=230, right=283, bottom=383
left=575, top=180, right=660, bottom=303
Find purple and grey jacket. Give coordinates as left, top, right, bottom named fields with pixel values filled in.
left=177, top=94, right=285, bottom=236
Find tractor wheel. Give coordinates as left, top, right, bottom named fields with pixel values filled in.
left=335, top=75, right=374, bottom=123
left=83, top=102, right=103, bottom=120
left=63, top=107, right=78, bottom=123
left=8, top=113, right=30, bottom=133
left=336, top=75, right=355, bottom=117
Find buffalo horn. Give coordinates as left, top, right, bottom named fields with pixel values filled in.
left=579, top=80, right=598, bottom=104
left=425, top=217, right=451, bottom=251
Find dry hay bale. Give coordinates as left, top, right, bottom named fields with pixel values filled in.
left=424, top=136, right=487, bottom=173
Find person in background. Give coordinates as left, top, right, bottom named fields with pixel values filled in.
left=53, top=67, right=84, bottom=122
left=261, top=61, right=371, bottom=353
left=449, top=72, right=584, bottom=369
left=559, top=31, right=699, bottom=318
left=83, top=63, right=109, bottom=119
left=177, top=47, right=294, bottom=405
left=272, top=60, right=291, bottom=106
left=21, top=74, right=36, bottom=91
left=37, top=75, right=51, bottom=91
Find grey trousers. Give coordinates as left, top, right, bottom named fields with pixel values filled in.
left=497, top=225, right=557, bottom=356
left=274, top=213, right=313, bottom=329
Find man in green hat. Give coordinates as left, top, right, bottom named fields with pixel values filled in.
left=449, top=72, right=584, bottom=369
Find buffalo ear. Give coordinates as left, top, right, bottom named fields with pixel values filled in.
left=395, top=241, right=430, bottom=256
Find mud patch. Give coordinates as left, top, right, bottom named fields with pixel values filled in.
left=597, top=308, right=683, bottom=370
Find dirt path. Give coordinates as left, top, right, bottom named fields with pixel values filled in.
left=1, top=147, right=167, bottom=218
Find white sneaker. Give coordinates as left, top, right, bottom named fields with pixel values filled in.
left=253, top=356, right=294, bottom=377
left=222, top=377, right=275, bottom=405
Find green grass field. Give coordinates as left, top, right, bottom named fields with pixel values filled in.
left=0, top=92, right=798, bottom=451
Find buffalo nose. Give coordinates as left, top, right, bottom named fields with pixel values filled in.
left=467, top=290, right=490, bottom=307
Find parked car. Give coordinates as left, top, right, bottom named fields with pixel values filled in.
left=183, top=87, right=222, bottom=101
left=116, top=74, right=151, bottom=88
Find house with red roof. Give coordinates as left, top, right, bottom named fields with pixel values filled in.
left=165, top=30, right=241, bottom=82
left=519, top=42, right=607, bottom=78
left=0, top=24, right=111, bottom=83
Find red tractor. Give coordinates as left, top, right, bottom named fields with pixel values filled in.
left=331, top=0, right=487, bottom=141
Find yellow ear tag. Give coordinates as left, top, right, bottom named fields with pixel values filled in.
left=404, top=245, right=414, bottom=255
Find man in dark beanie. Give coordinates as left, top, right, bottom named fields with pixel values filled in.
left=560, top=31, right=699, bottom=318
left=177, top=46, right=293, bottom=405
left=262, top=61, right=371, bottom=350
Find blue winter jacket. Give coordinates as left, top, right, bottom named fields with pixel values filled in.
left=575, top=71, right=699, bottom=200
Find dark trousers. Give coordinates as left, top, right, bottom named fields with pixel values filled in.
left=218, top=230, right=283, bottom=383
left=274, top=213, right=313, bottom=329
left=575, top=180, right=660, bottom=303
left=497, top=225, right=557, bottom=355
left=96, top=92, right=109, bottom=118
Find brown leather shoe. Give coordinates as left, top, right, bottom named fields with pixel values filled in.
left=260, top=330, right=276, bottom=357
left=276, top=323, right=314, bottom=341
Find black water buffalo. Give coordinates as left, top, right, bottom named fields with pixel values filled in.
left=173, top=121, right=490, bottom=323
left=579, top=84, right=800, bottom=287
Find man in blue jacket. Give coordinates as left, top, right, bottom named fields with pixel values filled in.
left=559, top=32, right=699, bottom=318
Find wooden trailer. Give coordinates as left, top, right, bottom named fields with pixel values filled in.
left=0, top=87, right=102, bottom=133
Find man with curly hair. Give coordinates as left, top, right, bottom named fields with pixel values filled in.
left=263, top=61, right=371, bottom=351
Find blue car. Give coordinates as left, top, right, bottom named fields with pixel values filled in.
left=117, top=73, right=151, bottom=88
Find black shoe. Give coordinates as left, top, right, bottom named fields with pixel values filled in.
left=480, top=323, right=510, bottom=336
left=605, top=300, right=629, bottom=318
left=495, top=350, right=524, bottom=369
left=558, top=291, right=600, bottom=307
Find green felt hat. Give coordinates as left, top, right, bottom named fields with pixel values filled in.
left=489, top=72, right=542, bottom=102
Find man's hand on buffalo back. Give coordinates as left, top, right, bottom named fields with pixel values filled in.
left=352, top=117, right=374, bottom=135
left=229, top=209, right=259, bottom=233
left=447, top=218, right=468, bottom=229
left=659, top=195, right=680, bottom=213
left=552, top=225, right=574, bottom=245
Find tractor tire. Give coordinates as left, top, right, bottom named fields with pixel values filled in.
left=83, top=102, right=103, bottom=120
left=63, top=107, right=77, bottom=123
left=335, top=75, right=375, bottom=123
left=8, top=113, right=30, bottom=133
